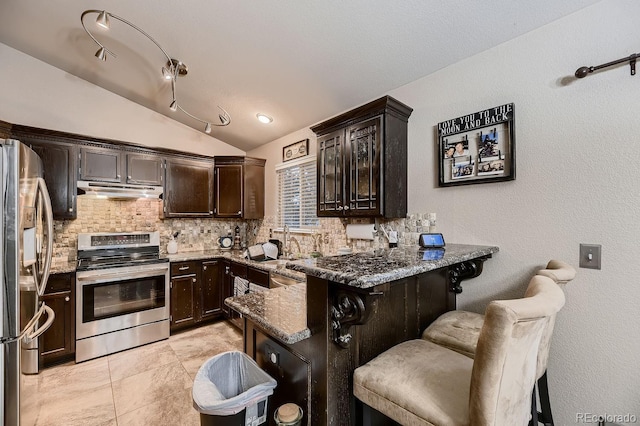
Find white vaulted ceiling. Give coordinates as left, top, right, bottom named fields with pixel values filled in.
left=0, top=1, right=600, bottom=151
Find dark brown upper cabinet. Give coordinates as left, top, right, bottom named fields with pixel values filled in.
left=79, top=146, right=123, bottom=183
left=311, top=96, right=413, bottom=218
left=81, top=146, right=165, bottom=187
left=12, top=130, right=78, bottom=219
left=0, top=120, right=12, bottom=138
left=214, top=156, right=265, bottom=219
left=126, top=153, right=163, bottom=186
left=164, top=157, right=214, bottom=217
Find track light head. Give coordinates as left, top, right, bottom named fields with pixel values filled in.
left=169, top=100, right=177, bottom=112
left=161, top=67, right=173, bottom=81
left=219, top=113, right=230, bottom=126
left=96, top=11, right=110, bottom=29
left=95, top=47, right=107, bottom=61
left=204, top=123, right=212, bottom=134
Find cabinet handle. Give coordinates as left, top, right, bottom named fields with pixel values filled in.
left=128, top=175, right=132, bottom=179
left=203, top=266, right=207, bottom=271
left=179, top=266, right=189, bottom=271
left=68, top=208, right=73, bottom=212
left=117, top=174, right=121, bottom=179
left=65, top=296, right=70, bottom=302
left=337, top=206, right=344, bottom=211
left=344, top=206, right=350, bottom=210
left=192, top=278, right=197, bottom=283
left=237, top=210, right=242, bottom=215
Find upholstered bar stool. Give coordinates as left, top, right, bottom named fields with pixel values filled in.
left=421, top=259, right=576, bottom=426
left=353, top=275, right=566, bottom=426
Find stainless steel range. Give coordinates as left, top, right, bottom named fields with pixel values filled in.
left=75, top=231, right=169, bottom=362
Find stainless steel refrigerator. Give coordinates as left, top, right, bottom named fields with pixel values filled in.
left=1, top=139, right=55, bottom=425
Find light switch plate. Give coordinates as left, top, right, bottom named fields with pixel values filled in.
left=579, top=244, right=601, bottom=269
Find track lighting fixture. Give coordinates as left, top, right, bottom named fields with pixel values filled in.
left=81, top=9, right=230, bottom=132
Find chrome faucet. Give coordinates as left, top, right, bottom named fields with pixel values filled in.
left=288, top=236, right=302, bottom=258
left=283, top=224, right=290, bottom=258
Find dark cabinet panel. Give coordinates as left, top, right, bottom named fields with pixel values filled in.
left=253, top=328, right=310, bottom=426
left=0, top=120, right=12, bottom=138
left=317, top=130, right=344, bottom=216
left=26, top=139, right=77, bottom=219
left=164, top=157, right=213, bottom=217
left=346, top=117, right=380, bottom=216
left=79, top=146, right=122, bottom=183
left=311, top=96, right=412, bottom=218
left=40, top=272, right=75, bottom=367
left=214, top=164, right=243, bottom=217
left=200, top=260, right=222, bottom=321
left=171, top=259, right=223, bottom=332
left=170, top=261, right=199, bottom=329
left=170, top=273, right=197, bottom=329
left=214, top=157, right=265, bottom=219
left=126, top=153, right=163, bottom=186
left=247, top=267, right=269, bottom=288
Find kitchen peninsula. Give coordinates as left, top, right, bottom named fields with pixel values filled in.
left=226, top=243, right=499, bottom=426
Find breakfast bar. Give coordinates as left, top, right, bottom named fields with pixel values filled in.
left=225, top=244, right=499, bottom=426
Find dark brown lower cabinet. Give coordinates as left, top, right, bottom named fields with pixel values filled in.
left=40, top=272, right=75, bottom=367
left=200, top=260, right=223, bottom=321
left=170, top=271, right=197, bottom=330
left=252, top=327, right=310, bottom=426
left=170, top=259, right=223, bottom=332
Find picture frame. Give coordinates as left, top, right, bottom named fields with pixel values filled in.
left=283, top=139, right=309, bottom=162
left=437, top=103, right=516, bottom=187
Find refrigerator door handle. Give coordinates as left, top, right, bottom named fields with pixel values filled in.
left=0, top=303, right=52, bottom=345
left=23, top=304, right=55, bottom=344
left=33, top=177, right=54, bottom=297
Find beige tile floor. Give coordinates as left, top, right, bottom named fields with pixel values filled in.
left=22, top=320, right=243, bottom=426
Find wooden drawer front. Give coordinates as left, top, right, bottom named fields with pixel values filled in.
left=247, top=267, right=269, bottom=288
left=229, top=262, right=247, bottom=279
left=171, top=261, right=199, bottom=276
left=45, top=273, right=73, bottom=294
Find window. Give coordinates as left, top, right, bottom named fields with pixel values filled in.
left=276, top=157, right=318, bottom=229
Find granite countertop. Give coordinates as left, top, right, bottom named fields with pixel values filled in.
left=163, top=250, right=306, bottom=281
left=287, top=243, right=499, bottom=289
left=51, top=260, right=78, bottom=275
left=225, top=283, right=310, bottom=345
left=51, top=249, right=305, bottom=281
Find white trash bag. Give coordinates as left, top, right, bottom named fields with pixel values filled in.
left=193, top=351, right=277, bottom=417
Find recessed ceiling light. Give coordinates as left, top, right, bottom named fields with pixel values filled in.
left=257, top=113, right=273, bottom=124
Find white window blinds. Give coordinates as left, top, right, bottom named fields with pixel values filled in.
left=277, top=158, right=318, bottom=229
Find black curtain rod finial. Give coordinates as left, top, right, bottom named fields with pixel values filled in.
left=574, top=66, right=593, bottom=78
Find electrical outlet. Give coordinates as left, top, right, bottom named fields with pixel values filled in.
left=579, top=244, right=601, bottom=270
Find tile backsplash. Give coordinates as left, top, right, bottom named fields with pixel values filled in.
left=53, top=197, right=247, bottom=264
left=53, top=197, right=438, bottom=265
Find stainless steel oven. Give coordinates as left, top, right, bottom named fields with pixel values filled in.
left=75, top=232, right=169, bottom=362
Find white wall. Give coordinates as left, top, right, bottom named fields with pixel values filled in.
left=0, top=43, right=244, bottom=157
left=251, top=0, right=640, bottom=423
left=248, top=127, right=317, bottom=215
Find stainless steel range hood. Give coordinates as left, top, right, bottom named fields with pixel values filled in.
left=77, top=180, right=163, bottom=199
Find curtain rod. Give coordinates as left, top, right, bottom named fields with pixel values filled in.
left=575, top=52, right=639, bottom=78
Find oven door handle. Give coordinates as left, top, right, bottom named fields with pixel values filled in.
left=77, top=267, right=169, bottom=284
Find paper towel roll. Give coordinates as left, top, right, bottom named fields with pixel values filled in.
left=346, top=223, right=375, bottom=240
